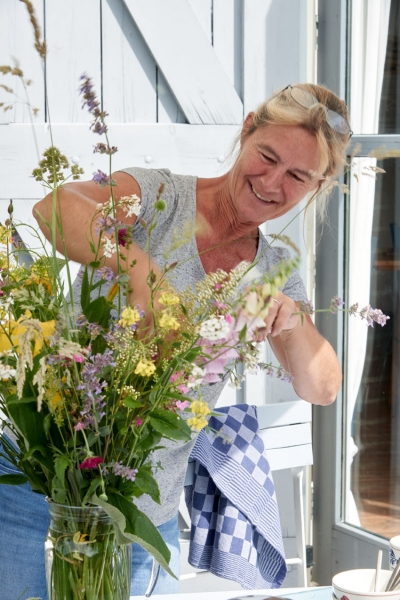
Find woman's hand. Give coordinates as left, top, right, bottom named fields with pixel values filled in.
left=250, top=289, right=342, bottom=406
left=252, top=291, right=300, bottom=342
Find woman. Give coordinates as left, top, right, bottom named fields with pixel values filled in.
left=1, top=83, right=349, bottom=598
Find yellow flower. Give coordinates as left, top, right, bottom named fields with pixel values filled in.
left=191, top=400, right=211, bottom=417
left=134, top=359, right=156, bottom=377
left=159, top=292, right=180, bottom=307
left=25, top=272, right=53, bottom=294
left=49, top=391, right=63, bottom=409
left=159, top=312, right=180, bottom=330
left=107, top=283, right=119, bottom=302
left=188, top=415, right=208, bottom=432
left=118, top=306, right=141, bottom=328
left=0, top=311, right=55, bottom=356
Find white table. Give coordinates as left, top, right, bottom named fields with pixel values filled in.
left=131, top=587, right=330, bottom=600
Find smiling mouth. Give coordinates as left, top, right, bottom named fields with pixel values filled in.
left=251, top=184, right=274, bottom=203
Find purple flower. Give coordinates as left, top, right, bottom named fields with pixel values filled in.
left=112, top=462, right=138, bottom=482
left=330, top=296, right=344, bottom=314
left=349, top=302, right=359, bottom=316
left=93, top=143, right=118, bottom=155
left=79, top=73, right=108, bottom=135
left=359, top=305, right=390, bottom=327
left=92, top=170, right=111, bottom=188
left=300, top=300, right=315, bottom=315
left=98, top=266, right=114, bottom=282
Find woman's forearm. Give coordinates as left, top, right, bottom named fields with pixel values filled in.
left=268, top=315, right=342, bottom=406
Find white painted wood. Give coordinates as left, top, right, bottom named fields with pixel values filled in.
left=0, top=0, right=45, bottom=125
left=187, top=0, right=212, bottom=42
left=213, top=0, right=243, bottom=96
left=257, top=400, right=312, bottom=429
left=0, top=123, right=240, bottom=198
left=101, top=0, right=157, bottom=123
left=45, top=0, right=101, bottom=123
left=157, top=70, right=187, bottom=124
left=266, top=444, right=313, bottom=471
left=259, top=422, right=311, bottom=451
left=124, top=0, right=243, bottom=124
left=291, top=467, right=307, bottom=586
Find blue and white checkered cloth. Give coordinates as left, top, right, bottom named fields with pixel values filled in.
left=184, top=404, right=287, bottom=589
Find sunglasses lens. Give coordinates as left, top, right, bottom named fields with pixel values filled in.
left=326, top=109, right=350, bottom=135
left=290, top=86, right=319, bottom=109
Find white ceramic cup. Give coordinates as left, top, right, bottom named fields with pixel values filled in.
left=390, top=536, right=400, bottom=571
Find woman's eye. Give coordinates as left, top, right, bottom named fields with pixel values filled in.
left=261, top=153, right=274, bottom=162
left=290, top=172, right=304, bottom=183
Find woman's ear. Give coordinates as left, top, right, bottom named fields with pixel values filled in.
left=240, top=112, right=254, bottom=143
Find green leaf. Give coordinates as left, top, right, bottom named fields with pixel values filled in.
left=123, top=397, right=142, bottom=409
left=81, top=266, right=90, bottom=310
left=83, top=296, right=106, bottom=323
left=0, top=473, right=28, bottom=485
left=98, top=425, right=110, bottom=436
left=134, top=469, right=161, bottom=505
left=239, top=324, right=247, bottom=342
left=149, top=409, right=191, bottom=442
left=51, top=475, right=68, bottom=504
left=89, top=260, right=101, bottom=269
left=6, top=395, right=48, bottom=448
left=54, top=455, right=70, bottom=487
left=82, top=478, right=102, bottom=506
left=90, top=493, right=176, bottom=579
left=135, top=429, right=162, bottom=455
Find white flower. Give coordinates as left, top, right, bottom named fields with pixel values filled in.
left=119, top=194, right=141, bottom=218
left=101, top=237, right=117, bottom=258
left=187, top=365, right=206, bottom=388
left=0, top=363, right=16, bottom=381
left=198, top=315, right=230, bottom=341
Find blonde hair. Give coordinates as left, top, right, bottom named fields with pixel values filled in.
left=238, top=83, right=351, bottom=220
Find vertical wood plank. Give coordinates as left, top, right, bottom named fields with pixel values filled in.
left=187, top=0, right=212, bottom=42
left=213, top=0, right=243, bottom=98
left=125, top=0, right=242, bottom=124
left=0, top=0, right=45, bottom=124
left=45, top=0, right=101, bottom=123
left=244, top=0, right=310, bottom=113
left=101, top=0, right=157, bottom=123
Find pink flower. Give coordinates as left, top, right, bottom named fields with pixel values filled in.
left=170, top=372, right=182, bottom=383
left=177, top=384, right=189, bottom=394
left=214, top=301, right=227, bottom=309
left=176, top=400, right=189, bottom=410
left=79, top=456, right=104, bottom=469
left=73, top=354, right=85, bottom=363
left=224, top=314, right=233, bottom=324
left=132, top=417, right=143, bottom=427
left=74, top=421, right=86, bottom=431
left=214, top=283, right=222, bottom=290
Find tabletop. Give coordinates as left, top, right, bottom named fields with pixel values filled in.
left=131, top=586, right=332, bottom=600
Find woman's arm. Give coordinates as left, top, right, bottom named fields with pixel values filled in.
left=32, top=172, right=164, bottom=329
left=255, top=291, right=342, bottom=406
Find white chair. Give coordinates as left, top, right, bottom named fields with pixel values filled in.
left=179, top=400, right=313, bottom=589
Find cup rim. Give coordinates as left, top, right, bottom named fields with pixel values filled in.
left=390, top=536, right=400, bottom=551
left=332, top=569, right=399, bottom=597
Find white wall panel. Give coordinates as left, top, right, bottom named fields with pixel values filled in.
left=0, top=0, right=44, bottom=125
left=102, top=0, right=157, bottom=123
left=45, top=0, right=101, bottom=123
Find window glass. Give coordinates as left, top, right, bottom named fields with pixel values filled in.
left=349, top=0, right=400, bottom=135
left=344, top=155, right=400, bottom=537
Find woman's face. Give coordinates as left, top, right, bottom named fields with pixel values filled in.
left=227, top=122, right=322, bottom=225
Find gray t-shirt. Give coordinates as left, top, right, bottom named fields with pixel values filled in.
left=117, top=167, right=307, bottom=526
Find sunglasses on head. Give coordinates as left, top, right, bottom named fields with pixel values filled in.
left=274, top=85, right=352, bottom=137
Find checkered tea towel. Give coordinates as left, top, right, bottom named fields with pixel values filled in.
left=184, top=404, right=287, bottom=589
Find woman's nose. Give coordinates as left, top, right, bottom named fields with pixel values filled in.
left=260, top=168, right=284, bottom=193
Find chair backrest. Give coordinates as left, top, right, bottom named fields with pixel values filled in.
left=185, top=400, right=313, bottom=485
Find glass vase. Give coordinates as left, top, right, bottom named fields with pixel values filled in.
left=45, top=501, right=132, bottom=600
